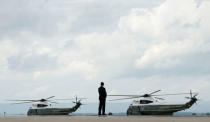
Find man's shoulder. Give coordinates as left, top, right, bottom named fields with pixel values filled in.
left=98, top=86, right=105, bottom=90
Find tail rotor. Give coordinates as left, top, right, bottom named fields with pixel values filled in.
left=185, top=90, right=199, bottom=105
left=73, top=96, right=78, bottom=103
left=72, top=95, right=87, bottom=104
left=190, top=90, right=192, bottom=98
left=185, top=90, right=198, bottom=99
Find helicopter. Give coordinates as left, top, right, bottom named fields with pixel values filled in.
left=8, top=96, right=86, bottom=116
left=108, top=90, right=198, bottom=115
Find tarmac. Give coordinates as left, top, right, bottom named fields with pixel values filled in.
left=0, top=116, right=210, bottom=122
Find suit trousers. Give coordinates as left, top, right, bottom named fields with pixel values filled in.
left=98, top=99, right=106, bottom=115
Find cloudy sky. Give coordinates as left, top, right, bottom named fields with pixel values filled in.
left=0, top=0, right=210, bottom=103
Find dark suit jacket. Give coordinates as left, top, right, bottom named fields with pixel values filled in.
left=98, top=86, right=107, bottom=100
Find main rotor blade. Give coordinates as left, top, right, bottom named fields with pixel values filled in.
left=109, top=96, right=141, bottom=101
left=193, top=93, right=199, bottom=97
left=149, top=90, right=161, bottom=95
left=11, top=101, right=35, bottom=104
left=53, top=98, right=87, bottom=101
left=77, top=98, right=87, bottom=100
left=108, top=90, right=162, bottom=97
left=7, top=100, right=38, bottom=102
left=53, top=99, right=75, bottom=101
left=108, top=95, right=140, bottom=97
left=152, top=93, right=197, bottom=96
left=46, top=96, right=55, bottom=100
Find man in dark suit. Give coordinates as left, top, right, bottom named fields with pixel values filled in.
left=98, top=82, right=107, bottom=115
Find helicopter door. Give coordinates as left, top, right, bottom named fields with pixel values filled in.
left=138, top=106, right=141, bottom=113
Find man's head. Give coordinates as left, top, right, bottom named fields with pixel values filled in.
left=101, top=82, right=104, bottom=86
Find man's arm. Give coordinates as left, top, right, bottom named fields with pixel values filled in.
left=98, top=87, right=100, bottom=95
left=104, top=88, right=107, bottom=98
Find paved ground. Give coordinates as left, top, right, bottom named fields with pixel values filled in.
left=0, top=116, right=210, bottom=122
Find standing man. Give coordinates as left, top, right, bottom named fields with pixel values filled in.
left=98, top=82, right=107, bottom=115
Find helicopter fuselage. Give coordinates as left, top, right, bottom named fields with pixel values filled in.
left=127, top=97, right=197, bottom=115
left=27, top=102, right=81, bottom=116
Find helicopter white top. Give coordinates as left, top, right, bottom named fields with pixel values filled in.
left=130, top=97, right=187, bottom=106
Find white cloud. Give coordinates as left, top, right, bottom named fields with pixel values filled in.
left=0, top=0, right=210, bottom=103
left=15, top=85, right=50, bottom=98
left=136, top=40, right=202, bottom=69
left=0, top=39, right=19, bottom=71
left=115, top=0, right=210, bottom=69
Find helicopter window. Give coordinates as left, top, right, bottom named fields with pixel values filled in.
left=37, top=104, right=48, bottom=107
left=140, top=100, right=153, bottom=104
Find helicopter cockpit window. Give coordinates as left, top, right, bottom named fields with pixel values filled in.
left=140, top=100, right=153, bottom=104
left=37, top=104, right=48, bottom=107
